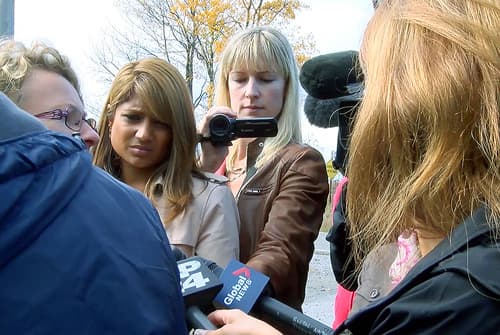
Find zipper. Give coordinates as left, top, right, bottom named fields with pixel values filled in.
left=235, top=171, right=256, bottom=201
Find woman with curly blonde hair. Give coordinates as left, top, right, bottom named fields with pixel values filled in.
left=0, top=39, right=99, bottom=148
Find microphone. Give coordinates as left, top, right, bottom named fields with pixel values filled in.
left=176, top=255, right=222, bottom=330
left=172, top=246, right=188, bottom=262
left=206, top=258, right=335, bottom=335
left=299, top=51, right=363, bottom=172
left=300, top=50, right=362, bottom=100
left=299, top=50, right=362, bottom=130
left=303, top=83, right=362, bottom=129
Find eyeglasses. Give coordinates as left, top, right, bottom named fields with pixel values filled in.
left=34, top=107, right=97, bottom=132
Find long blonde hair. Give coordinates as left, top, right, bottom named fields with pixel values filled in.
left=347, top=0, right=500, bottom=266
left=214, top=26, right=302, bottom=169
left=93, top=58, right=202, bottom=223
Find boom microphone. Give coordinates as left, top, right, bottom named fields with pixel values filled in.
left=299, top=50, right=362, bottom=130
left=299, top=51, right=363, bottom=172
left=303, top=82, right=362, bottom=129
left=300, top=50, right=362, bottom=100
left=205, top=258, right=334, bottom=335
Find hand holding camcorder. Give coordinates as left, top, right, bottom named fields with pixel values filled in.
left=199, top=114, right=278, bottom=146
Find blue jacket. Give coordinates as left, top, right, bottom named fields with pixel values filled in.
left=0, top=131, right=188, bottom=334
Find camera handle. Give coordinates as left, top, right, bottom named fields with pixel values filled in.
left=197, top=134, right=212, bottom=143
left=197, top=133, right=233, bottom=147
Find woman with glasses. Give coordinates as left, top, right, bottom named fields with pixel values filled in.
left=93, top=58, right=240, bottom=268
left=0, top=39, right=99, bottom=149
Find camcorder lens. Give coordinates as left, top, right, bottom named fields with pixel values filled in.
left=210, top=115, right=232, bottom=136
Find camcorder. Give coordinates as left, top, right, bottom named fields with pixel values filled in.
left=205, top=114, right=278, bottom=146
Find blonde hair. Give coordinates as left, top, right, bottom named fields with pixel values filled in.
left=93, top=58, right=201, bottom=223
left=347, top=0, right=500, bottom=266
left=0, top=39, right=81, bottom=104
left=214, top=26, right=301, bottom=169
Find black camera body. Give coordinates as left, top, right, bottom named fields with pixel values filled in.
left=208, top=114, right=278, bottom=146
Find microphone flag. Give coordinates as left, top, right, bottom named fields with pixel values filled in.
left=213, top=259, right=270, bottom=313
left=178, top=256, right=223, bottom=307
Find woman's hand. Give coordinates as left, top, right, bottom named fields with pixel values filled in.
left=197, top=106, right=236, bottom=172
left=193, top=309, right=282, bottom=335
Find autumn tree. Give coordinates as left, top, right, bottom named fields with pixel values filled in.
left=92, top=0, right=315, bottom=110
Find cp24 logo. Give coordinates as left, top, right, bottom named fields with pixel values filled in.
left=177, top=258, right=212, bottom=294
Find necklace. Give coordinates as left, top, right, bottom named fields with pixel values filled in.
left=227, top=167, right=246, bottom=182
left=227, top=166, right=245, bottom=174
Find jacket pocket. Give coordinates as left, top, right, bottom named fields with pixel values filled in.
left=243, top=185, right=273, bottom=195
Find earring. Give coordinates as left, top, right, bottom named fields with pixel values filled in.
left=111, top=151, right=122, bottom=178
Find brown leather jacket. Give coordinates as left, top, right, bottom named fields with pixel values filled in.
left=232, top=139, right=329, bottom=310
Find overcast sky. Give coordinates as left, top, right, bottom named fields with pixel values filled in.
left=14, top=0, right=374, bottom=159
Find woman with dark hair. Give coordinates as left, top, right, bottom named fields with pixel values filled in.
left=93, top=58, right=240, bottom=267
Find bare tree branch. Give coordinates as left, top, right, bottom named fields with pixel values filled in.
left=91, top=0, right=312, bottom=108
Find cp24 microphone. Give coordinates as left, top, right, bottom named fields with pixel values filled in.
left=205, top=258, right=335, bottom=335
left=177, top=256, right=222, bottom=330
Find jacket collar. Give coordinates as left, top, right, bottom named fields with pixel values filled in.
left=339, top=206, right=494, bottom=333
left=246, top=138, right=266, bottom=168
left=0, top=131, right=91, bottom=268
left=239, top=138, right=265, bottom=183
left=0, top=130, right=87, bottom=183
left=397, top=206, right=490, bottom=287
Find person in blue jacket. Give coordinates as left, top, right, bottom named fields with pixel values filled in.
left=0, top=92, right=188, bottom=334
